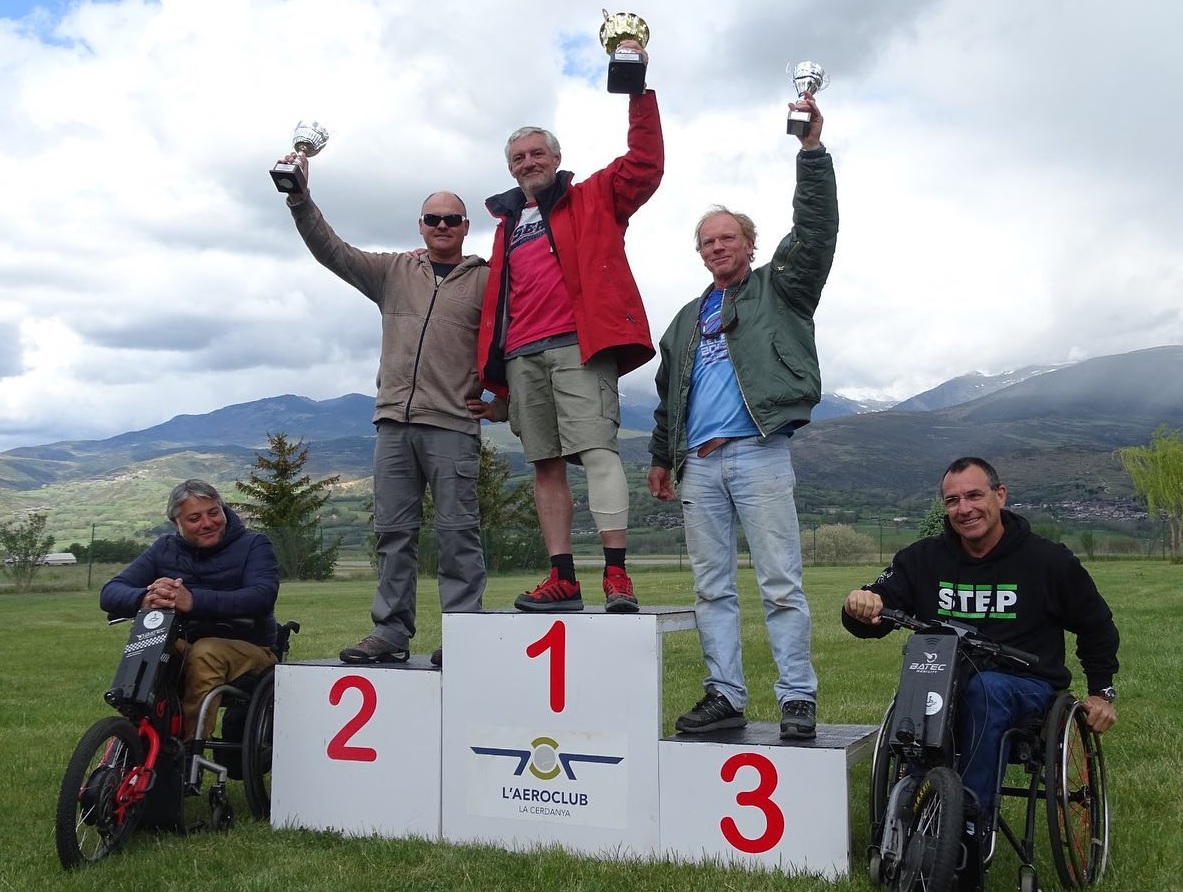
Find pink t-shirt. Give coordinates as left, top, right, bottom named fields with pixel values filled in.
left=505, top=205, right=576, bottom=354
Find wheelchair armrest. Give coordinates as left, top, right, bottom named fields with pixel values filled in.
left=274, top=619, right=301, bottom=662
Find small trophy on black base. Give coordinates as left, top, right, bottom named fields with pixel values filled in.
left=786, top=62, right=828, bottom=137
left=599, top=9, right=650, bottom=95
left=270, top=121, right=329, bottom=194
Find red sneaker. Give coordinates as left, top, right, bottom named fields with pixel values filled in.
left=603, top=566, right=639, bottom=613
left=514, top=568, right=584, bottom=612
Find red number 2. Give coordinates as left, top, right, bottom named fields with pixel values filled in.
left=525, top=620, right=566, bottom=713
left=719, top=751, right=785, bottom=853
left=326, top=675, right=378, bottom=762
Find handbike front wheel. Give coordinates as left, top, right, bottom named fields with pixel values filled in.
left=892, top=766, right=963, bottom=892
left=55, top=716, right=145, bottom=869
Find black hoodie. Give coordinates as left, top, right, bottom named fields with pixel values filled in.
left=842, top=510, right=1119, bottom=692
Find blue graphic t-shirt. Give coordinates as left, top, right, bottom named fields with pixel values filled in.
left=686, top=289, right=759, bottom=449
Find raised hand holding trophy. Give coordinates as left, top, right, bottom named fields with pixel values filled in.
left=270, top=121, right=330, bottom=194
left=599, top=9, right=650, bottom=94
left=786, top=62, right=828, bottom=137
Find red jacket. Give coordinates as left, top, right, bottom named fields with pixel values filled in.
left=478, top=90, right=663, bottom=396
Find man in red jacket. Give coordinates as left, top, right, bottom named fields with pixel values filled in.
left=476, top=39, right=663, bottom=614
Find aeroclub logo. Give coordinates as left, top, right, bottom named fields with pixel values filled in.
left=470, top=735, right=625, bottom=819
left=472, top=735, right=623, bottom=782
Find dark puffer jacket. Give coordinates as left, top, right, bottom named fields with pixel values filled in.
left=99, top=507, right=279, bottom=648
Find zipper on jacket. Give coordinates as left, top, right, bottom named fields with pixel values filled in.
left=405, top=266, right=444, bottom=422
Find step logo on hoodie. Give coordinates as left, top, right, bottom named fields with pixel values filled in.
left=936, top=582, right=1018, bottom=619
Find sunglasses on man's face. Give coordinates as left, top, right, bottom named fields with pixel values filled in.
left=420, top=214, right=467, bottom=228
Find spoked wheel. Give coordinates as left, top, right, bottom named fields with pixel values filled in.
left=1045, top=695, right=1109, bottom=887
left=869, top=700, right=905, bottom=886
left=55, top=717, right=145, bottom=869
left=892, top=766, right=963, bottom=892
left=241, top=669, right=275, bottom=819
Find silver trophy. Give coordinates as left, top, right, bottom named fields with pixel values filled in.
left=270, top=120, right=330, bottom=194
left=786, top=61, right=828, bottom=137
left=599, top=9, right=650, bottom=95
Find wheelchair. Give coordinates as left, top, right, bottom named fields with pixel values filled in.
left=54, top=607, right=300, bottom=869
left=866, top=609, right=1109, bottom=892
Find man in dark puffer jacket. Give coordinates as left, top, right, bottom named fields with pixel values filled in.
left=100, top=479, right=279, bottom=739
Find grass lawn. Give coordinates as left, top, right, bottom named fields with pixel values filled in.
left=1, top=561, right=1178, bottom=891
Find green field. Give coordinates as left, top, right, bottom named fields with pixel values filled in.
left=2, top=562, right=1178, bottom=891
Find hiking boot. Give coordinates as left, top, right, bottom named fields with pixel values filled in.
left=675, top=688, right=747, bottom=733
left=780, top=699, right=817, bottom=739
left=514, top=568, right=584, bottom=612
left=430, top=648, right=442, bottom=667
left=339, top=635, right=409, bottom=664
left=603, top=566, right=639, bottom=613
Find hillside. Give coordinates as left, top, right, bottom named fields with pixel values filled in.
left=2, top=346, right=1180, bottom=544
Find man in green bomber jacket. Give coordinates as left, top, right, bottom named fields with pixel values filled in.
left=648, top=94, right=832, bottom=738
left=647, top=92, right=837, bottom=741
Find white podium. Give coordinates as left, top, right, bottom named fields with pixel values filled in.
left=271, top=657, right=442, bottom=837
left=271, top=607, right=876, bottom=877
left=659, top=723, right=876, bottom=878
left=441, top=608, right=694, bottom=857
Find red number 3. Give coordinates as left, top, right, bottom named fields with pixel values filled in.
left=326, top=675, right=378, bottom=762
left=719, top=751, right=785, bottom=853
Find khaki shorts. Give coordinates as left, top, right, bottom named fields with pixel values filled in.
left=507, top=344, right=620, bottom=462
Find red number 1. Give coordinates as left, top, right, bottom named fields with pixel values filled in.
left=525, top=620, right=567, bottom=713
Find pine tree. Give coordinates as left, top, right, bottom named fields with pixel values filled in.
left=234, top=433, right=341, bottom=580
left=917, top=497, right=946, bottom=539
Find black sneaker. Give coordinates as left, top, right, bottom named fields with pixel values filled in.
left=675, top=689, right=746, bottom=733
left=430, top=648, right=442, bottom=667
left=339, top=635, right=409, bottom=664
left=780, top=699, right=817, bottom=739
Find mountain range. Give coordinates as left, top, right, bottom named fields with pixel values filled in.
left=2, top=346, right=1179, bottom=537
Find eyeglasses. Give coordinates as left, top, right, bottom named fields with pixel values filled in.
left=699, top=309, right=735, bottom=339
left=942, top=489, right=996, bottom=510
left=420, top=214, right=467, bottom=228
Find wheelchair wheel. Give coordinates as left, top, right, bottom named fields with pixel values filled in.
left=55, top=716, right=145, bottom=869
left=870, top=701, right=905, bottom=841
left=892, top=766, right=963, bottom=892
left=241, top=668, right=275, bottom=819
left=1045, top=693, right=1109, bottom=887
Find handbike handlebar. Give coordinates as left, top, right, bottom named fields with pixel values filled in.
left=878, top=608, right=1040, bottom=668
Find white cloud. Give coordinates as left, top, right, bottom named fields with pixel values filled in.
left=1, top=0, right=1181, bottom=451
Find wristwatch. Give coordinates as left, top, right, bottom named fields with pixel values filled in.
left=1092, top=686, right=1117, bottom=703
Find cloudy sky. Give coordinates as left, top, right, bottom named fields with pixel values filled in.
left=1, top=0, right=1180, bottom=452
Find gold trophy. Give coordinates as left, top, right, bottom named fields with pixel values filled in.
left=270, top=120, right=330, bottom=194
left=786, top=62, right=828, bottom=136
left=599, top=9, right=650, bottom=95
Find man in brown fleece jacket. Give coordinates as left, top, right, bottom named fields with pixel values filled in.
left=279, top=151, right=502, bottom=667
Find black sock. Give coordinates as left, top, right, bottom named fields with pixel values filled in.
left=551, top=553, right=576, bottom=583
left=603, top=547, right=627, bottom=573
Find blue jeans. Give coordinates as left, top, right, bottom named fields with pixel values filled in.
left=956, top=671, right=1054, bottom=822
left=680, top=436, right=817, bottom=709
left=370, top=421, right=486, bottom=648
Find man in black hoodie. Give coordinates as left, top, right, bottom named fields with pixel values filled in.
left=842, top=456, right=1119, bottom=890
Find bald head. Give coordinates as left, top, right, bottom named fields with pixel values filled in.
left=418, top=191, right=470, bottom=264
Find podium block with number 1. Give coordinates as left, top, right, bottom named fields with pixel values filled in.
left=440, top=609, right=693, bottom=857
